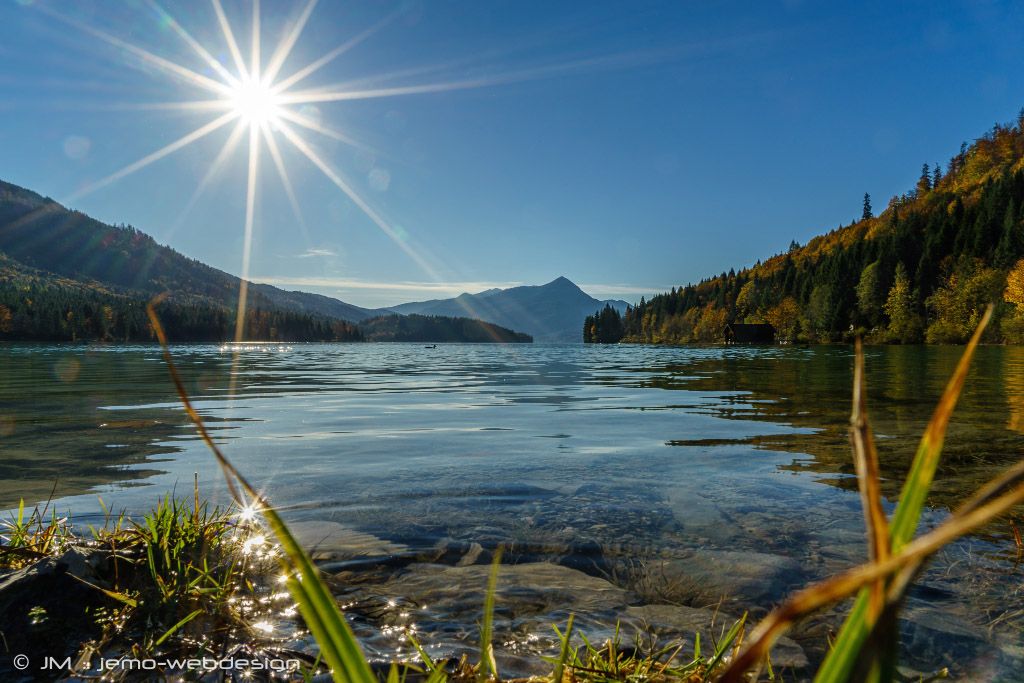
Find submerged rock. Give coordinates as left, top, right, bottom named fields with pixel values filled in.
left=289, top=519, right=409, bottom=561
left=342, top=562, right=633, bottom=676
left=340, top=561, right=810, bottom=678
left=899, top=603, right=995, bottom=673
left=362, top=561, right=632, bottom=618
left=663, top=549, right=805, bottom=604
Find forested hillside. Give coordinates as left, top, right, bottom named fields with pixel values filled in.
left=0, top=257, right=537, bottom=344
left=594, top=112, right=1024, bottom=345
left=0, top=252, right=363, bottom=342
left=0, top=180, right=381, bottom=322
left=359, top=314, right=532, bottom=343
left=0, top=180, right=545, bottom=343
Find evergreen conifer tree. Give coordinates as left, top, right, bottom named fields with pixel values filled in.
left=917, top=163, right=932, bottom=195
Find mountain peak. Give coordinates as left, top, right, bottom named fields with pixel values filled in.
left=543, top=275, right=581, bottom=291
left=387, top=276, right=614, bottom=342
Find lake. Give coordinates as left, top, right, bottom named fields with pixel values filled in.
left=2, top=342, right=1023, bottom=679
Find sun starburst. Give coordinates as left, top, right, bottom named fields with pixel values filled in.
left=30, top=0, right=648, bottom=348
left=36, top=0, right=438, bottom=343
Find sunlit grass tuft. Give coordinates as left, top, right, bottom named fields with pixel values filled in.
left=0, top=493, right=72, bottom=570
left=0, top=486, right=299, bottom=676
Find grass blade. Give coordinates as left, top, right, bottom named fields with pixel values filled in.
left=889, top=306, right=992, bottom=549
left=155, top=608, right=204, bottom=646
left=814, top=308, right=992, bottom=683
left=552, top=614, right=575, bottom=683
left=478, top=547, right=503, bottom=682
left=146, top=300, right=377, bottom=683
left=704, top=612, right=745, bottom=678
left=846, top=339, right=891, bottom=682
left=408, top=630, right=441, bottom=674
left=850, top=340, right=890, bottom=571
left=718, top=309, right=1000, bottom=683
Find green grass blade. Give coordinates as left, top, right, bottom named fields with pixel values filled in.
left=815, top=308, right=991, bottom=683
left=425, top=667, right=449, bottom=683
left=704, top=612, right=745, bottom=678
left=264, top=503, right=376, bottom=683
left=155, top=608, right=204, bottom=646
left=478, top=547, right=503, bottom=681
left=552, top=614, right=575, bottom=683
left=889, top=307, right=990, bottom=550
left=408, top=630, right=440, bottom=674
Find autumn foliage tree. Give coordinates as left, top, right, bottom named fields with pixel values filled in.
left=764, top=297, right=800, bottom=342
left=883, top=263, right=923, bottom=343
left=1003, top=258, right=1024, bottom=342
left=614, top=112, right=1024, bottom=345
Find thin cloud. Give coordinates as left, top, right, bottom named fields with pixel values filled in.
left=581, top=283, right=669, bottom=298
left=253, top=275, right=665, bottom=304
left=295, top=248, right=336, bottom=258
left=253, top=276, right=523, bottom=295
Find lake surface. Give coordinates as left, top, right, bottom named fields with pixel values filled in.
left=2, top=342, right=1024, bottom=679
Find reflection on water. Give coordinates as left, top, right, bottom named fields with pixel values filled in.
left=1, top=342, right=1023, bottom=678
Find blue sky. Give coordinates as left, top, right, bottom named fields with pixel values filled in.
left=2, top=0, right=1023, bottom=307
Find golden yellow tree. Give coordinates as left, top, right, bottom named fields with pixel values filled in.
left=735, top=280, right=757, bottom=318
left=764, top=297, right=800, bottom=342
left=694, top=304, right=727, bottom=343
left=1006, top=258, right=1024, bottom=309
left=1003, top=258, right=1024, bottom=344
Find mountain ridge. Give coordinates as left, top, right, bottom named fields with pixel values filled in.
left=388, top=276, right=628, bottom=342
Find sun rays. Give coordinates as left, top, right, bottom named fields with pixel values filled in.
left=43, top=0, right=445, bottom=342
left=26, top=0, right=669, bottom=348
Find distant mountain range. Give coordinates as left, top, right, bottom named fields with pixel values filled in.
left=0, top=178, right=619, bottom=343
left=388, top=278, right=628, bottom=342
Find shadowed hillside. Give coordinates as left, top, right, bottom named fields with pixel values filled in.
left=0, top=180, right=384, bottom=323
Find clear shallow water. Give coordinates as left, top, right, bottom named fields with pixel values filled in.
left=2, top=342, right=1024, bottom=678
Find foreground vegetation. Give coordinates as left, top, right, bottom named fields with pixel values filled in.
left=4, top=306, right=1024, bottom=682
left=0, top=503, right=747, bottom=681
left=0, top=492, right=307, bottom=679
left=587, top=112, right=1024, bottom=345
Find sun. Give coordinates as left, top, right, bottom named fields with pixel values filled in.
left=45, top=0, right=519, bottom=341
left=228, top=77, right=282, bottom=126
